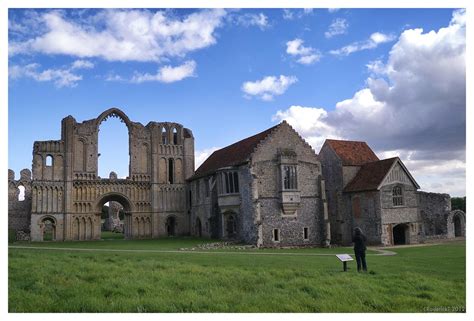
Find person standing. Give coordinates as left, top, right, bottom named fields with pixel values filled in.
left=352, top=227, right=367, bottom=272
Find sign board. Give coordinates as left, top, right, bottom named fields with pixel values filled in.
left=336, top=254, right=354, bottom=262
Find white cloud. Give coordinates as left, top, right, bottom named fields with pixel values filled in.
left=273, top=9, right=466, bottom=196
left=233, top=13, right=269, bottom=30
left=330, top=32, right=395, bottom=56
left=131, top=60, right=196, bottom=83
left=325, top=18, right=348, bottom=38
left=71, top=59, right=94, bottom=69
left=282, top=9, right=313, bottom=20
left=9, top=9, right=226, bottom=62
left=195, top=147, right=221, bottom=169
left=286, top=38, right=321, bottom=65
left=328, top=8, right=341, bottom=13
left=242, top=75, right=297, bottom=101
left=9, top=61, right=87, bottom=87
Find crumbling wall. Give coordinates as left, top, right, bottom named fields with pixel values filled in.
left=417, top=191, right=451, bottom=238
left=8, top=169, right=32, bottom=236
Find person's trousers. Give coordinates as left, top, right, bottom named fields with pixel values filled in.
left=354, top=250, right=367, bottom=272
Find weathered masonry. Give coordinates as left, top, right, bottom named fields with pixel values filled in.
left=8, top=108, right=465, bottom=245
left=9, top=108, right=194, bottom=241
left=188, top=121, right=330, bottom=247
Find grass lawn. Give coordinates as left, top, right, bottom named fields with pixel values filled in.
left=101, top=231, right=125, bottom=240
left=8, top=238, right=465, bottom=312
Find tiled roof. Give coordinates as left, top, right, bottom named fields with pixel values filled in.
left=190, top=123, right=281, bottom=180
left=344, top=157, right=398, bottom=192
left=325, top=139, right=379, bottom=166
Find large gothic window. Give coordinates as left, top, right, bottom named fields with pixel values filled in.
left=221, top=171, right=239, bottom=194
left=393, top=186, right=404, bottom=206
left=283, top=165, right=297, bottom=190
left=98, top=114, right=129, bottom=178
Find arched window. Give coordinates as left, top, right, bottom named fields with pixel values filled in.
left=162, top=127, right=168, bottom=144
left=172, top=127, right=178, bottom=145
left=18, top=185, right=25, bottom=201
left=392, top=186, right=403, bottom=206
left=45, top=155, right=53, bottom=167
left=168, top=158, right=174, bottom=184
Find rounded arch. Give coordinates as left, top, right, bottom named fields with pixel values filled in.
left=94, top=192, right=134, bottom=213
left=95, top=107, right=132, bottom=128
left=223, top=211, right=237, bottom=238
left=448, top=210, right=466, bottom=238
left=39, top=215, right=57, bottom=241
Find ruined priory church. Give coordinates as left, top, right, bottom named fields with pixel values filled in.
left=8, top=108, right=466, bottom=246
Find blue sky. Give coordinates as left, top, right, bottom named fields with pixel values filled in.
left=8, top=8, right=466, bottom=196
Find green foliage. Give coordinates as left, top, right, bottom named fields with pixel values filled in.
left=101, top=205, right=109, bottom=219
left=8, top=239, right=466, bottom=312
left=451, top=197, right=466, bottom=212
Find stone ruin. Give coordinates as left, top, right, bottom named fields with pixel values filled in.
left=103, top=200, right=124, bottom=233
left=8, top=108, right=194, bottom=241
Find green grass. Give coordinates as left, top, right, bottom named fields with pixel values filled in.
left=101, top=231, right=125, bottom=240
left=8, top=238, right=465, bottom=312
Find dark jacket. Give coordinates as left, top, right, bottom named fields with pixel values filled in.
left=353, top=231, right=367, bottom=252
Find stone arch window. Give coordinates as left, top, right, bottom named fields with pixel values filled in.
left=18, top=184, right=25, bottom=201
left=392, top=186, right=403, bottom=206
left=172, top=127, right=178, bottom=145
left=45, top=155, right=53, bottom=167
left=162, top=127, right=168, bottom=144
left=168, top=158, right=174, bottom=184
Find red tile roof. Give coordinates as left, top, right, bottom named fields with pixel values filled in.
left=344, top=157, right=398, bottom=192
left=325, top=139, right=379, bottom=166
left=191, top=123, right=281, bottom=180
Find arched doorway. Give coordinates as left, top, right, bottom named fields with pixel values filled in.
left=95, top=192, right=133, bottom=240
left=196, top=217, right=202, bottom=237
left=224, top=213, right=237, bottom=238
left=41, top=217, right=56, bottom=241
left=393, top=224, right=408, bottom=245
left=166, top=216, right=176, bottom=236
left=454, top=215, right=462, bottom=237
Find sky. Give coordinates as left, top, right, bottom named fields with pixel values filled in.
left=8, top=8, right=466, bottom=196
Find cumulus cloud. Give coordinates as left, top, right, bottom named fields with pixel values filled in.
left=9, top=9, right=227, bottom=62
left=274, top=9, right=466, bottom=195
left=131, top=60, right=196, bottom=83
left=232, top=12, right=269, bottom=30
left=325, top=18, right=348, bottom=38
left=330, top=32, right=395, bottom=56
left=242, top=75, right=298, bottom=101
left=9, top=61, right=88, bottom=87
left=282, top=9, right=314, bottom=20
left=286, top=38, right=322, bottom=65
left=71, top=59, right=94, bottom=69
left=195, top=147, right=221, bottom=169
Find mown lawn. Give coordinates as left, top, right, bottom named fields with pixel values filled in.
left=8, top=238, right=465, bottom=312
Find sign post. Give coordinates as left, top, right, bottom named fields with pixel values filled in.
left=336, top=254, right=354, bottom=272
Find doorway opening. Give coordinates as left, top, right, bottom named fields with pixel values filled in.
left=393, top=224, right=409, bottom=245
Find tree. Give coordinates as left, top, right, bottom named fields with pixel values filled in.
left=451, top=197, right=466, bottom=212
